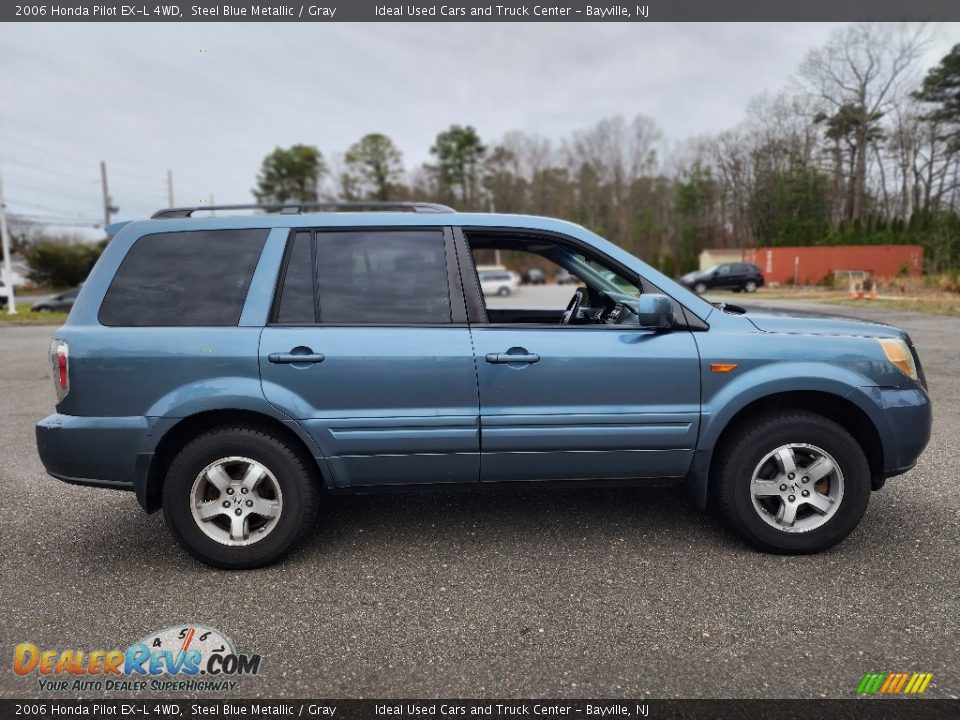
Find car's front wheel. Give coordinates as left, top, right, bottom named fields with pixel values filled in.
left=694, top=282, right=707, bottom=294
left=162, top=426, right=320, bottom=569
left=497, top=286, right=511, bottom=296
left=715, top=410, right=870, bottom=553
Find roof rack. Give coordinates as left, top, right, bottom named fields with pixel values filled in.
left=151, top=201, right=456, bottom=219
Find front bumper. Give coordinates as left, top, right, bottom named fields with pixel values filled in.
left=36, top=413, right=151, bottom=491
left=860, top=385, right=932, bottom=480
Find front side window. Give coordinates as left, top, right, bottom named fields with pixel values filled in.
left=99, top=229, right=267, bottom=326
left=466, top=230, right=646, bottom=325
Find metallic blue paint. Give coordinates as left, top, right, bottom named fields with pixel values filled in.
left=260, top=326, right=480, bottom=487
left=470, top=325, right=701, bottom=481
left=35, top=211, right=932, bottom=516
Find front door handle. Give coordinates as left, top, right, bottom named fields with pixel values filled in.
left=485, top=350, right=540, bottom=364
left=268, top=350, right=325, bottom=364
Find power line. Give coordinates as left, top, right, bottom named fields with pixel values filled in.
left=0, top=156, right=100, bottom=184
left=6, top=197, right=92, bottom=215
left=8, top=214, right=102, bottom=228
left=0, top=143, right=185, bottom=192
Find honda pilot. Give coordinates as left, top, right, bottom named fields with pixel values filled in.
left=36, top=202, right=931, bottom=568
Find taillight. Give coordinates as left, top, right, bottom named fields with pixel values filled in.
left=49, top=339, right=69, bottom=402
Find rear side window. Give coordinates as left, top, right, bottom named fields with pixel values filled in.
left=315, top=230, right=451, bottom=324
left=99, top=229, right=267, bottom=326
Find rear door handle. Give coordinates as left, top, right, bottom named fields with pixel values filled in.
left=485, top=352, right=540, bottom=364
left=268, top=352, right=325, bottom=364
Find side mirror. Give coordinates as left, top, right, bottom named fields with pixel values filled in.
left=635, top=293, right=675, bottom=329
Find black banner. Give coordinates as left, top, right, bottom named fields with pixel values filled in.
left=3, top=0, right=960, bottom=23
left=2, top=699, right=959, bottom=720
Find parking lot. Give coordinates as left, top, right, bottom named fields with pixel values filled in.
left=1, top=296, right=958, bottom=699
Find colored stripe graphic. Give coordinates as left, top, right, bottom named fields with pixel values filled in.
left=890, top=673, right=909, bottom=694
left=857, top=672, right=932, bottom=695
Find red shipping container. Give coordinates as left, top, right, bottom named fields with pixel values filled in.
left=742, top=245, right=923, bottom=285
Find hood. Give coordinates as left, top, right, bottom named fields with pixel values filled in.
left=745, top=311, right=904, bottom=339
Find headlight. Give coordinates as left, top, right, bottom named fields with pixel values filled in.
left=877, top=338, right=918, bottom=381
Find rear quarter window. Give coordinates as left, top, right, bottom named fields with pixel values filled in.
left=98, top=229, right=268, bottom=326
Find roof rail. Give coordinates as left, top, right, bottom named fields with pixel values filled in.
left=151, top=201, right=456, bottom=219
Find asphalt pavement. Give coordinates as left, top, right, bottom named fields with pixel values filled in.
left=1, top=296, right=957, bottom=699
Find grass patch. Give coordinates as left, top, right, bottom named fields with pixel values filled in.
left=820, top=295, right=960, bottom=317
left=708, top=288, right=960, bottom=318
left=0, top=309, right=70, bottom=326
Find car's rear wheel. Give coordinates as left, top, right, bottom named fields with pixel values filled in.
left=715, top=411, right=870, bottom=553
left=744, top=280, right=758, bottom=293
left=162, top=426, right=320, bottom=569
left=497, top=286, right=511, bottom=296
left=694, top=282, right=707, bottom=294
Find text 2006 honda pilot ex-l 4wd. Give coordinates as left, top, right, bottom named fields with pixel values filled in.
left=36, top=203, right=931, bottom=568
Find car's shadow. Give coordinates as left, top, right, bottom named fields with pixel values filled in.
left=298, top=483, right=745, bottom=564
left=64, top=482, right=742, bottom=572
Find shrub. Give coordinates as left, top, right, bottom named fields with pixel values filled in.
left=23, top=240, right=103, bottom=288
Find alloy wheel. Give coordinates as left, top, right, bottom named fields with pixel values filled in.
left=749, top=443, right=844, bottom=533
left=189, top=456, right=283, bottom=546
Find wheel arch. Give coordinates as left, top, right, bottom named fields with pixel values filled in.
left=690, top=390, right=885, bottom=510
left=136, top=408, right=331, bottom=513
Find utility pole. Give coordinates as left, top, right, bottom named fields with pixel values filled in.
left=0, top=166, right=16, bottom=314
left=166, top=169, right=174, bottom=208
left=100, top=161, right=118, bottom=228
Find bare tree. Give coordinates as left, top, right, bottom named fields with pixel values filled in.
left=798, top=23, right=930, bottom=222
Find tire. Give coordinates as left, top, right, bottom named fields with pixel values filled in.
left=33, top=305, right=52, bottom=312
left=694, top=282, right=707, bottom=294
left=744, top=280, right=758, bottom=293
left=162, top=426, right=320, bottom=569
left=714, top=410, right=870, bottom=554
left=497, top=286, right=511, bottom=296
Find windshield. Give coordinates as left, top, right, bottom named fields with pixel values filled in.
left=547, top=247, right=641, bottom=297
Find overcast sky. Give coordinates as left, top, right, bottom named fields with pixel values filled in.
left=0, top=22, right=956, bottom=234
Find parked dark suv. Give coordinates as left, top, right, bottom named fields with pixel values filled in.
left=36, top=202, right=930, bottom=568
left=680, top=263, right=764, bottom=294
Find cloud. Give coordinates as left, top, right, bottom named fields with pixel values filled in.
left=0, top=22, right=955, bottom=230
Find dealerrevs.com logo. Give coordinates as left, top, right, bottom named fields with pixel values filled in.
left=13, top=625, right=261, bottom=693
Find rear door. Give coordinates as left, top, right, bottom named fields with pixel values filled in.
left=259, top=227, right=480, bottom=488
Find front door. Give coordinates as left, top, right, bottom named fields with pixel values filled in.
left=471, top=326, right=701, bottom=482
left=259, top=228, right=480, bottom=487
left=461, top=229, right=702, bottom=483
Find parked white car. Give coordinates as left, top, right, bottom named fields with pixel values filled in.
left=478, top=269, right=520, bottom=296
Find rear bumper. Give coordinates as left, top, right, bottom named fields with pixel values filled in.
left=36, top=413, right=151, bottom=490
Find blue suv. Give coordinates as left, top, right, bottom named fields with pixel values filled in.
left=36, top=203, right=931, bottom=568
